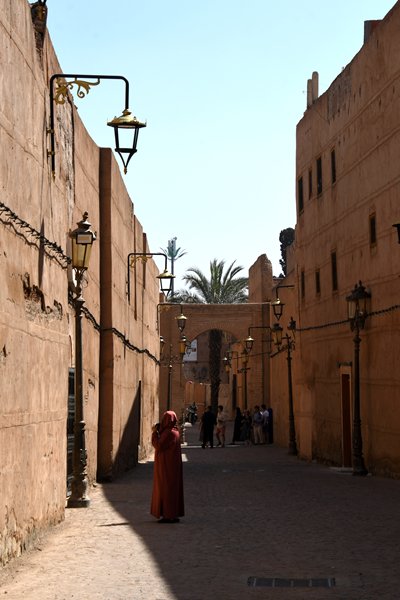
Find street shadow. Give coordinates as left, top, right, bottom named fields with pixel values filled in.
left=99, top=421, right=400, bottom=599
left=100, top=422, right=252, bottom=598
left=112, top=385, right=141, bottom=476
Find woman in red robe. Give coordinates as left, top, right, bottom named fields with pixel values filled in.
left=151, top=410, right=184, bottom=523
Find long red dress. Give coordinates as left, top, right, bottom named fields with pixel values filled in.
left=151, top=411, right=185, bottom=521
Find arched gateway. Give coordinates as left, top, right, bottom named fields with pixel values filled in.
left=159, top=302, right=273, bottom=420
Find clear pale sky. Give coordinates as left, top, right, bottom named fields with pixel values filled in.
left=46, top=1, right=396, bottom=287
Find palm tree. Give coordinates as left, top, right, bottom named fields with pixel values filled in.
left=175, top=259, right=248, bottom=412
left=160, top=237, right=187, bottom=296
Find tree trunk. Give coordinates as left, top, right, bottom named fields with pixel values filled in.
left=209, top=329, right=222, bottom=414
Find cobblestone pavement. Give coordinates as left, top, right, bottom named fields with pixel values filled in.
left=1, top=422, right=400, bottom=600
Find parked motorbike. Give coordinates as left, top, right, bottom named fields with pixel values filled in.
left=185, top=405, right=198, bottom=424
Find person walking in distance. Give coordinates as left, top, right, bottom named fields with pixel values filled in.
left=151, top=410, right=184, bottom=523
left=216, top=405, right=227, bottom=447
left=201, top=405, right=216, bottom=448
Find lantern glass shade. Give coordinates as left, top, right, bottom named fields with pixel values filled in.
left=347, top=296, right=357, bottom=320
left=107, top=110, right=146, bottom=174
left=176, top=312, right=187, bottom=333
left=179, top=336, right=187, bottom=357
left=244, top=335, right=254, bottom=353
left=70, top=213, right=96, bottom=269
left=272, top=323, right=283, bottom=347
left=272, top=298, right=284, bottom=321
left=157, top=269, right=174, bottom=295
left=346, top=281, right=371, bottom=321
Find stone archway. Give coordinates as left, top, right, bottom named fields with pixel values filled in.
left=159, top=302, right=272, bottom=420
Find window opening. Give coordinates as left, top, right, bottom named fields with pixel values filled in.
left=315, top=269, right=321, bottom=295
left=331, top=251, right=338, bottom=291
left=317, top=157, right=323, bottom=195
left=298, top=176, right=304, bottom=213
left=331, top=148, right=336, bottom=184
left=369, top=213, right=377, bottom=246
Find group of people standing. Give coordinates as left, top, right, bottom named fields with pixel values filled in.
left=232, top=404, right=271, bottom=446
left=201, top=404, right=271, bottom=448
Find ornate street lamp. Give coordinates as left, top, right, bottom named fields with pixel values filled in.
left=346, top=281, right=371, bottom=476
left=48, top=74, right=146, bottom=178
left=68, top=212, right=96, bottom=508
left=272, top=284, right=295, bottom=321
left=126, top=252, right=174, bottom=303
left=179, top=335, right=192, bottom=359
left=176, top=309, right=188, bottom=334
left=223, top=356, right=231, bottom=372
left=272, top=298, right=284, bottom=321
left=244, top=335, right=255, bottom=353
left=224, top=346, right=250, bottom=410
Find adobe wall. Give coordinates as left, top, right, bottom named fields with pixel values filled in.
left=0, top=0, right=160, bottom=565
left=97, top=149, right=160, bottom=479
left=248, top=254, right=273, bottom=303
left=0, top=1, right=70, bottom=565
left=295, top=2, right=400, bottom=475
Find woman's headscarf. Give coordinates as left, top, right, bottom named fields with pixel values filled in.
left=160, top=410, right=178, bottom=431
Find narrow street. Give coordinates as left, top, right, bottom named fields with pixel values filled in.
left=1, top=422, right=400, bottom=600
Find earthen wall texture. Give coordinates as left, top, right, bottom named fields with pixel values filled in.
left=0, top=1, right=69, bottom=566
left=0, top=0, right=160, bottom=565
left=295, top=2, right=400, bottom=476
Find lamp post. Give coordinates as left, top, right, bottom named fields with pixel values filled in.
left=240, top=353, right=250, bottom=410
left=224, top=345, right=250, bottom=410
left=346, top=281, right=371, bottom=476
left=159, top=307, right=189, bottom=412
left=68, top=212, right=96, bottom=508
left=272, top=318, right=298, bottom=456
left=48, top=74, right=146, bottom=178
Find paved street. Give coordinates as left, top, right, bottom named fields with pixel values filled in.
left=1, top=422, right=400, bottom=600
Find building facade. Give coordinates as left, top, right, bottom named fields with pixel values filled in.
left=0, top=1, right=160, bottom=565
left=294, top=3, right=400, bottom=476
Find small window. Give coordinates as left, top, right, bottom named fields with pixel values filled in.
left=298, top=176, right=304, bottom=213
left=331, top=148, right=336, bottom=184
left=331, top=251, right=338, bottom=291
left=317, top=157, right=323, bottom=195
left=301, top=270, right=305, bottom=299
left=369, top=213, right=377, bottom=246
left=308, top=168, right=313, bottom=199
left=315, top=269, right=321, bottom=295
